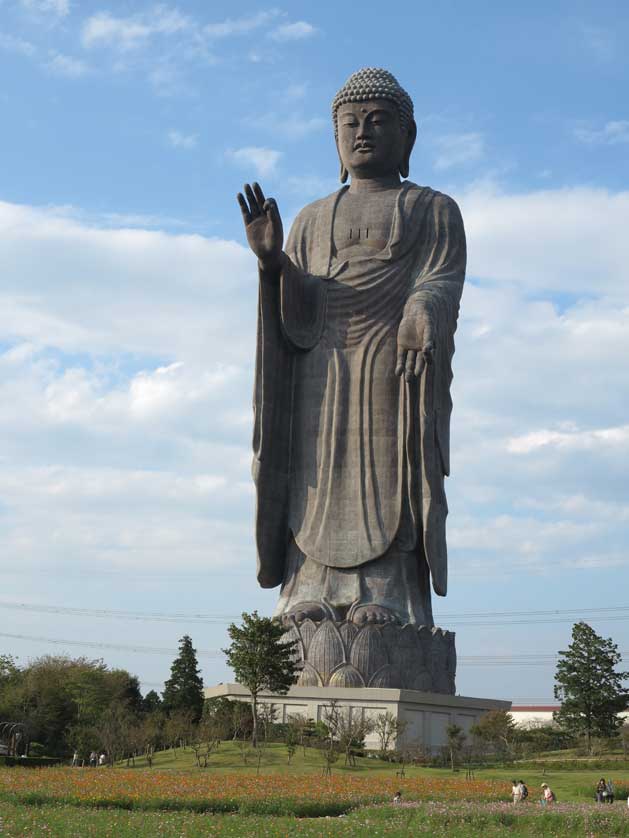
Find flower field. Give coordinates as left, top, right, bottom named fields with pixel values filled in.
left=2, top=799, right=629, bottom=837
left=0, top=767, right=505, bottom=816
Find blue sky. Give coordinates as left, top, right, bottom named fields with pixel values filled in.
left=1, top=0, right=628, bottom=704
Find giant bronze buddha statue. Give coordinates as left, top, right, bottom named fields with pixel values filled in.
left=237, top=68, right=466, bottom=692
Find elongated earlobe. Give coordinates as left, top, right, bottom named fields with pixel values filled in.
left=340, top=162, right=348, bottom=183
left=399, top=119, right=418, bottom=180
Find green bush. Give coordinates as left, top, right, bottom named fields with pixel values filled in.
left=0, top=755, right=62, bottom=768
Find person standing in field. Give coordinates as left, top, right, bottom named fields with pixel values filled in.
left=541, top=783, right=555, bottom=805
left=511, top=780, right=521, bottom=804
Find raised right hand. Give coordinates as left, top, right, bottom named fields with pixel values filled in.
left=237, top=182, right=284, bottom=272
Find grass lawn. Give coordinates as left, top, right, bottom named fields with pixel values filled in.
left=2, top=799, right=629, bottom=837
left=3, top=743, right=629, bottom=836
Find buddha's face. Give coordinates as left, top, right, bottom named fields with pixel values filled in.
left=336, top=99, right=409, bottom=180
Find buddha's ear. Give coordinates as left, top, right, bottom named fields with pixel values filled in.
left=335, top=138, right=349, bottom=183
left=399, top=119, right=417, bottom=180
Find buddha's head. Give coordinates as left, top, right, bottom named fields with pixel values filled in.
left=332, top=67, right=417, bottom=183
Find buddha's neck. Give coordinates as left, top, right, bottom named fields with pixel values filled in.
left=348, top=175, right=402, bottom=194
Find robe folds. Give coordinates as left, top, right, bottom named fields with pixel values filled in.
left=253, top=181, right=466, bottom=599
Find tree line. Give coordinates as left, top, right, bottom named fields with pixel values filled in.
left=1, top=618, right=627, bottom=764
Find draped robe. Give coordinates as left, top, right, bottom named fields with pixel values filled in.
left=253, top=181, right=466, bottom=613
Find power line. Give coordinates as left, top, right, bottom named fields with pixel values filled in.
left=0, top=601, right=238, bottom=624
left=441, top=606, right=629, bottom=619
left=4, top=599, right=629, bottom=628
left=3, top=630, right=629, bottom=669
left=438, top=605, right=629, bottom=628
left=0, top=632, right=222, bottom=659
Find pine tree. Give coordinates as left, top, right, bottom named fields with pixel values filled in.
left=142, top=690, right=163, bottom=714
left=223, top=611, right=299, bottom=747
left=162, top=635, right=204, bottom=722
left=554, top=621, right=629, bottom=752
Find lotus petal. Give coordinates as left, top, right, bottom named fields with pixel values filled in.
left=368, top=664, right=395, bottom=688
left=409, top=669, right=433, bottom=692
left=339, top=621, right=358, bottom=650
left=329, top=663, right=365, bottom=688
left=297, top=662, right=322, bottom=687
left=308, top=620, right=345, bottom=683
left=350, top=624, right=388, bottom=682
left=298, top=619, right=317, bottom=654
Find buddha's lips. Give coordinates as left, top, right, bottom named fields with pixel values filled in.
left=354, top=144, right=375, bottom=152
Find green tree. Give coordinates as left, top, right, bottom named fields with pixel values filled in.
left=554, top=621, right=629, bottom=753
left=223, top=611, right=299, bottom=747
left=162, top=635, right=204, bottom=722
left=142, top=690, right=163, bottom=714
left=445, top=723, right=466, bottom=770
left=0, top=654, right=19, bottom=683
left=0, top=655, right=143, bottom=757
left=470, top=710, right=516, bottom=760
left=374, top=711, right=408, bottom=753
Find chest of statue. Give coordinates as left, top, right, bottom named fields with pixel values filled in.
left=332, top=188, right=399, bottom=258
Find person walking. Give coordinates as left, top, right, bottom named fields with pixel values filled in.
left=519, top=780, right=528, bottom=801
left=511, top=779, right=521, bottom=804
left=607, top=778, right=615, bottom=803
left=596, top=778, right=607, bottom=803
left=541, top=783, right=555, bottom=805
left=89, top=750, right=97, bottom=767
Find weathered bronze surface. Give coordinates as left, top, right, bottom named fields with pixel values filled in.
left=237, top=68, right=466, bottom=691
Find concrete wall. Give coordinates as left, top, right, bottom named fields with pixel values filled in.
left=205, top=683, right=510, bottom=751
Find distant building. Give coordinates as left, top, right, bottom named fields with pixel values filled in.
left=509, top=705, right=559, bottom=728
left=510, top=705, right=629, bottom=729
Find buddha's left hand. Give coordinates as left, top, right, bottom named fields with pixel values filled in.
left=395, top=310, right=435, bottom=381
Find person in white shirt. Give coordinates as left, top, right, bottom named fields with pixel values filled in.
left=511, top=780, right=521, bottom=804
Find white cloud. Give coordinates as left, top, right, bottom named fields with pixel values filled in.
left=507, top=424, right=629, bottom=454
left=204, top=10, right=279, bottom=38
left=81, top=7, right=190, bottom=50
left=0, top=199, right=254, bottom=361
left=167, top=130, right=197, bottom=149
left=0, top=199, right=259, bottom=578
left=0, top=32, right=36, bottom=57
left=269, top=21, right=317, bottom=41
left=46, top=51, right=89, bottom=78
left=433, top=132, right=484, bottom=170
left=226, top=146, right=282, bottom=177
left=574, top=120, right=629, bottom=146
left=1, top=181, right=629, bottom=589
left=459, top=184, right=629, bottom=298
left=20, top=0, right=69, bottom=18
